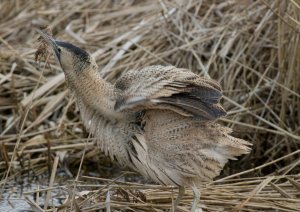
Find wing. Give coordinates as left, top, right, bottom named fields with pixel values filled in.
left=114, top=65, right=226, bottom=121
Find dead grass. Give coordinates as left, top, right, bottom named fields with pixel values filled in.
left=0, top=0, right=300, bottom=211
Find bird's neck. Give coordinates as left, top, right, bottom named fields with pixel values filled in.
left=66, top=68, right=121, bottom=120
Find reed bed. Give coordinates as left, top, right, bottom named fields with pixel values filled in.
left=0, top=0, right=299, bottom=211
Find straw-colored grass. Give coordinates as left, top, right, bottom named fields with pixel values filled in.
left=0, top=0, right=299, bottom=211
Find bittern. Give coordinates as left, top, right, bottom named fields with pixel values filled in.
left=37, top=30, right=251, bottom=211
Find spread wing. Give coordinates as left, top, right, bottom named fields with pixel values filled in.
left=114, top=65, right=226, bottom=121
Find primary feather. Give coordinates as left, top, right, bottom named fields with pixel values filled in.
left=115, top=66, right=226, bottom=120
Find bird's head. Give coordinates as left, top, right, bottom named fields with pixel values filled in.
left=36, top=29, right=97, bottom=80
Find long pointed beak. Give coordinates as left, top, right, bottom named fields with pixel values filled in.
left=36, top=29, right=61, bottom=61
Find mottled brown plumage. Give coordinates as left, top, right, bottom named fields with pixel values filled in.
left=37, top=30, right=252, bottom=211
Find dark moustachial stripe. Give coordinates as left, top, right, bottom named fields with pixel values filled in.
left=56, top=41, right=89, bottom=61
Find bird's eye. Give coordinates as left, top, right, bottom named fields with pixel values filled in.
left=58, top=47, right=61, bottom=53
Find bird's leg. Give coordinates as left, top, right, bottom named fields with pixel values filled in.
left=171, top=186, right=185, bottom=211
left=191, top=185, right=202, bottom=212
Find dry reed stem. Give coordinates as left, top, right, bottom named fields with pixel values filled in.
left=44, top=156, right=59, bottom=210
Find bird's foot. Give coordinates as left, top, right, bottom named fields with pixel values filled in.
left=190, top=185, right=201, bottom=212
left=170, top=186, right=185, bottom=212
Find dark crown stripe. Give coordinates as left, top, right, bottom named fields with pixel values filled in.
left=56, top=41, right=89, bottom=60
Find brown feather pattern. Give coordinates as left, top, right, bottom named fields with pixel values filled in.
left=70, top=65, right=252, bottom=187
